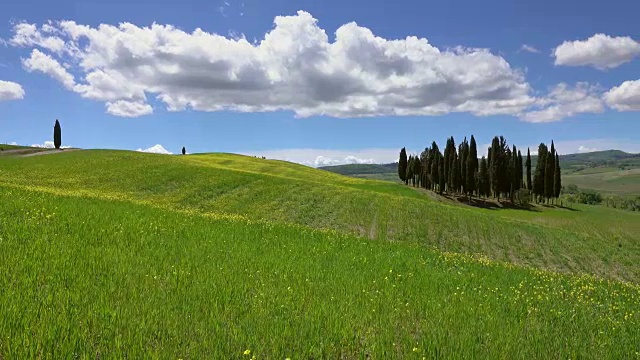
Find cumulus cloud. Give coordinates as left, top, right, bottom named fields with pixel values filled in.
left=603, top=79, right=640, bottom=111
left=30, top=140, right=72, bottom=149
left=31, top=141, right=55, bottom=148
left=554, top=34, right=640, bottom=70
left=10, top=12, right=539, bottom=119
left=106, top=100, right=153, bottom=117
left=520, top=82, right=605, bottom=122
left=9, top=22, right=66, bottom=53
left=22, top=49, right=75, bottom=89
left=578, top=145, right=599, bottom=153
left=520, top=44, right=540, bottom=54
left=241, top=148, right=406, bottom=167
left=0, top=80, right=25, bottom=100
left=136, top=144, right=172, bottom=154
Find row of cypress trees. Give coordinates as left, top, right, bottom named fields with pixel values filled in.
left=398, top=136, right=561, bottom=203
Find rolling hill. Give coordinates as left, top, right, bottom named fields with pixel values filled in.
left=1, top=148, right=639, bottom=357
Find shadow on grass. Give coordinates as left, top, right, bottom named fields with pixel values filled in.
left=450, top=196, right=541, bottom=212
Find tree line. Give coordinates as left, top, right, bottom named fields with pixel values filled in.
left=398, top=135, right=561, bottom=204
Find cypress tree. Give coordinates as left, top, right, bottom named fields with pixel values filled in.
left=443, top=137, right=451, bottom=191
left=424, top=148, right=432, bottom=189
left=407, top=155, right=415, bottom=186
left=438, top=156, right=445, bottom=195
left=478, top=156, right=489, bottom=198
left=459, top=138, right=468, bottom=195
left=466, top=135, right=478, bottom=197
left=533, top=143, right=547, bottom=202
left=53, top=119, right=62, bottom=149
left=526, top=148, right=532, bottom=191
left=398, top=148, right=408, bottom=184
left=545, top=142, right=555, bottom=202
left=448, top=139, right=457, bottom=193
left=430, top=142, right=440, bottom=191
left=517, top=150, right=523, bottom=189
left=413, top=155, right=422, bottom=187
left=431, top=155, right=439, bottom=192
left=554, top=153, right=562, bottom=201
left=509, top=145, right=517, bottom=202
left=182, top=147, right=186, bottom=155
left=489, top=136, right=500, bottom=199
left=451, top=155, right=459, bottom=194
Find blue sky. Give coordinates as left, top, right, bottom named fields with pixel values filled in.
left=1, top=0, right=639, bottom=165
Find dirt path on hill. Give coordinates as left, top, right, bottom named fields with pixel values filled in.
left=20, top=149, right=81, bottom=157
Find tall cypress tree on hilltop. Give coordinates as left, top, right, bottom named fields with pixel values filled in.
left=545, top=142, right=556, bottom=202
left=496, top=137, right=510, bottom=200
left=443, top=137, right=452, bottom=192
left=53, top=119, right=62, bottom=150
left=554, top=153, right=562, bottom=202
left=517, top=150, right=523, bottom=190
left=438, top=156, right=445, bottom=195
left=398, top=148, right=408, bottom=184
left=459, top=138, right=468, bottom=195
left=509, top=145, right=517, bottom=202
left=478, top=156, right=489, bottom=198
left=407, top=155, right=415, bottom=186
left=447, top=138, right=457, bottom=193
left=533, top=143, right=547, bottom=202
left=431, top=153, right=439, bottom=192
left=526, top=148, right=532, bottom=191
left=466, top=135, right=478, bottom=197
left=412, top=155, right=422, bottom=187
left=489, top=136, right=500, bottom=199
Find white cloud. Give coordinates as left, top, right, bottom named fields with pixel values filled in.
left=30, top=140, right=72, bottom=149
left=10, top=12, right=538, bottom=119
left=520, top=82, right=604, bottom=122
left=520, top=44, right=540, bottom=54
left=31, top=141, right=55, bottom=148
left=9, top=142, right=18, bottom=145
left=9, top=22, right=66, bottom=53
left=136, top=144, right=172, bottom=154
left=106, top=100, right=153, bottom=117
left=554, top=33, right=640, bottom=70
left=577, top=145, right=599, bottom=153
left=0, top=80, right=25, bottom=100
left=603, top=79, right=640, bottom=111
left=240, top=148, right=409, bottom=167
left=22, top=49, right=75, bottom=89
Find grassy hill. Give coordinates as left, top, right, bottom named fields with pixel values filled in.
left=1, top=149, right=639, bottom=357
left=321, top=150, right=640, bottom=195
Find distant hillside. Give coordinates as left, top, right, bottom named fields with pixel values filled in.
left=320, top=150, right=640, bottom=195
left=318, top=162, right=397, bottom=175
left=532, top=150, right=640, bottom=173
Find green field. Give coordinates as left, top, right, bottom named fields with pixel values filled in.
left=1, top=149, right=639, bottom=357
left=564, top=168, right=640, bottom=195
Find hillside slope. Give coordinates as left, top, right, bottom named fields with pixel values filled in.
left=2, top=185, right=638, bottom=357
left=1, top=150, right=638, bottom=282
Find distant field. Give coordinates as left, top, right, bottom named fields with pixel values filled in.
left=349, top=172, right=401, bottom=182
left=0, top=144, right=31, bottom=150
left=564, top=168, right=640, bottom=195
